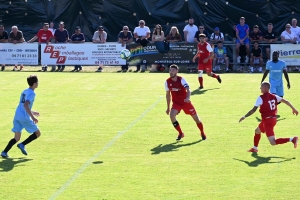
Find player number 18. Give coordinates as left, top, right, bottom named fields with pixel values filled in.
left=268, top=100, right=276, bottom=110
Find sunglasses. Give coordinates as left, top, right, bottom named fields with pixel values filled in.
left=139, top=23, right=144, bottom=24
left=123, top=29, right=128, bottom=30
left=199, top=28, right=204, bottom=29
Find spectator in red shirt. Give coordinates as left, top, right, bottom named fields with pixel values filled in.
left=28, top=23, right=53, bottom=72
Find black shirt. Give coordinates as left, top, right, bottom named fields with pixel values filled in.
left=0, top=31, right=8, bottom=40
left=263, top=30, right=277, bottom=40
left=194, top=30, right=209, bottom=42
left=9, top=31, right=23, bottom=41
left=251, top=47, right=262, bottom=57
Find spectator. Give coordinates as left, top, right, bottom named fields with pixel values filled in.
left=210, top=27, right=224, bottom=42
left=54, top=21, right=69, bottom=72
left=213, top=41, right=229, bottom=72
left=232, top=24, right=237, bottom=39
left=291, top=18, right=300, bottom=43
left=70, top=26, right=85, bottom=72
left=93, top=26, right=107, bottom=43
left=49, top=21, right=56, bottom=35
left=27, top=23, right=53, bottom=72
left=263, top=23, right=278, bottom=61
left=250, top=41, right=263, bottom=73
left=281, top=23, right=297, bottom=44
left=165, top=26, right=182, bottom=43
left=236, top=17, right=250, bottom=63
left=194, top=25, right=209, bottom=43
left=152, top=24, right=164, bottom=42
left=118, top=26, right=133, bottom=72
left=249, top=25, right=263, bottom=43
left=8, top=26, right=25, bottom=71
left=134, top=20, right=150, bottom=72
left=183, top=17, right=198, bottom=43
left=0, top=25, right=9, bottom=71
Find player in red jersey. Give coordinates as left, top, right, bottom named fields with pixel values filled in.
left=192, top=33, right=221, bottom=89
left=239, top=82, right=298, bottom=152
left=165, top=64, right=206, bottom=141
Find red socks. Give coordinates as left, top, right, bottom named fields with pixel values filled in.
left=197, top=123, right=204, bottom=135
left=212, top=74, right=218, bottom=78
left=275, top=138, right=290, bottom=145
left=198, top=77, right=203, bottom=87
left=172, top=121, right=183, bottom=134
left=254, top=134, right=261, bottom=147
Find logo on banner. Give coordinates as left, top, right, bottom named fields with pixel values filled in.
left=44, top=45, right=67, bottom=64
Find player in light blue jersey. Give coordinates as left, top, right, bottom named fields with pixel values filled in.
left=1, top=75, right=41, bottom=158
left=261, top=51, right=290, bottom=98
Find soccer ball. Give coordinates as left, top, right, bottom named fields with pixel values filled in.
left=120, top=49, right=131, bottom=60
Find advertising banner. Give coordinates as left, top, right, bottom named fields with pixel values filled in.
left=271, top=44, right=300, bottom=66
left=41, top=43, right=126, bottom=65
left=0, top=43, right=38, bottom=65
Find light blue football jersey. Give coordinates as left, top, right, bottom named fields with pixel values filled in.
left=14, top=88, right=36, bottom=121
left=266, top=60, right=287, bottom=83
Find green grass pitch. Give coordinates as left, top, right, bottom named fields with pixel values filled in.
left=0, top=71, right=300, bottom=200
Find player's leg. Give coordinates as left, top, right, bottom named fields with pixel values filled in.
left=206, top=66, right=221, bottom=83
left=225, top=57, right=229, bottom=72
left=191, top=114, right=206, bottom=140
left=236, top=41, right=241, bottom=63
left=249, top=57, right=254, bottom=73
left=169, top=106, right=184, bottom=140
left=259, top=58, right=263, bottom=72
left=249, top=122, right=263, bottom=152
left=198, top=70, right=204, bottom=89
left=245, top=41, right=250, bottom=63
left=17, top=120, right=40, bottom=155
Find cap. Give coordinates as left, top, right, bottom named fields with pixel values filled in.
left=253, top=25, right=259, bottom=28
left=59, top=21, right=64, bottom=25
left=214, top=27, right=220, bottom=31
left=98, top=26, right=104, bottom=30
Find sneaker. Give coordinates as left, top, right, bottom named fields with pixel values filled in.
left=1, top=151, right=8, bottom=158
left=43, top=67, right=47, bottom=72
left=41, top=67, right=45, bottom=71
left=17, top=143, right=27, bottom=155
left=13, top=66, right=18, bottom=71
left=237, top=56, right=241, bottom=63
left=71, top=69, right=76, bottom=72
left=292, top=136, right=298, bottom=148
left=217, top=75, right=222, bottom=83
left=199, top=86, right=203, bottom=90
left=248, top=148, right=258, bottom=153
left=176, top=133, right=185, bottom=141
left=201, top=133, right=206, bottom=140
left=1, top=66, right=5, bottom=71
left=245, top=56, right=249, bottom=63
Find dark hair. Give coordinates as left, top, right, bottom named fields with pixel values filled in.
left=253, top=41, right=259, bottom=44
left=153, top=24, right=162, bottom=35
left=268, top=23, right=273, bottom=26
left=273, top=50, right=280, bottom=54
left=27, top=75, right=38, bottom=86
left=43, top=23, right=49, bottom=26
left=170, top=64, right=179, bottom=70
left=217, top=41, right=223, bottom=44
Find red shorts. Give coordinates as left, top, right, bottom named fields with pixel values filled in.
left=198, top=62, right=212, bottom=73
left=258, top=118, right=277, bottom=137
left=172, top=102, right=197, bottom=115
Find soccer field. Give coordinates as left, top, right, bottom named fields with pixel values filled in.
left=1, top=72, right=300, bottom=200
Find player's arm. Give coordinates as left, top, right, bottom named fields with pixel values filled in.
left=27, top=36, right=38, bottom=43
left=279, top=98, right=298, bottom=116
left=166, top=91, right=171, bottom=115
left=239, top=106, right=258, bottom=122
left=283, top=69, right=290, bottom=89
left=24, top=101, right=38, bottom=124
left=184, top=87, right=191, bottom=103
left=261, top=70, right=269, bottom=83
left=192, top=52, right=199, bottom=62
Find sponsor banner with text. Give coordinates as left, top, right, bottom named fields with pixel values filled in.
left=271, top=44, right=300, bottom=66
left=0, top=43, right=38, bottom=65
left=41, top=43, right=126, bottom=65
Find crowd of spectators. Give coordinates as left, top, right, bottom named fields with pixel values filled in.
left=0, top=17, right=300, bottom=72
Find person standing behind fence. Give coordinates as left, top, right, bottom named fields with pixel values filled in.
left=183, top=17, right=198, bottom=43
left=194, top=25, right=209, bottom=43
left=281, top=24, right=297, bottom=44
left=27, top=23, right=53, bottom=72
left=165, top=26, right=182, bottom=43
left=249, top=25, right=263, bottom=43
left=152, top=24, right=165, bottom=42
left=93, top=26, right=107, bottom=72
left=118, top=26, right=133, bottom=72
left=291, top=18, right=300, bottom=43
left=262, top=23, right=278, bottom=61
left=54, top=21, right=69, bottom=72
left=0, top=25, right=9, bottom=71
left=70, top=27, right=85, bottom=72
left=210, top=27, right=224, bottom=42
left=8, top=26, right=25, bottom=71
left=48, top=21, right=56, bottom=71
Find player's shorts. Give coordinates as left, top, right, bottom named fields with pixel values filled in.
left=12, top=118, right=38, bottom=134
left=258, top=117, right=277, bottom=137
left=236, top=38, right=250, bottom=44
left=270, top=81, right=284, bottom=96
left=198, top=62, right=212, bottom=73
left=172, top=102, right=197, bottom=115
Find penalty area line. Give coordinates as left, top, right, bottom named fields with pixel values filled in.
left=48, top=96, right=163, bottom=200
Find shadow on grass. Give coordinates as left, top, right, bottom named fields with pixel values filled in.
left=93, top=161, right=103, bottom=164
left=191, top=88, right=220, bottom=96
left=0, top=157, right=33, bottom=172
left=256, top=115, right=285, bottom=122
left=151, top=140, right=202, bottom=155
left=233, top=153, right=295, bottom=167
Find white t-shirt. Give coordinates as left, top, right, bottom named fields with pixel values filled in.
left=210, top=32, right=224, bottom=40
left=49, top=28, right=56, bottom=35
left=92, top=31, right=107, bottom=42
left=281, top=30, right=297, bottom=41
left=291, top=26, right=300, bottom=42
left=164, top=78, right=189, bottom=91
left=183, top=25, right=198, bottom=43
left=134, top=26, right=150, bottom=37
left=254, top=95, right=282, bottom=107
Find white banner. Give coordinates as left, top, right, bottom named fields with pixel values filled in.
left=0, top=43, right=38, bottom=65
left=41, top=43, right=126, bottom=65
left=271, top=44, right=300, bottom=66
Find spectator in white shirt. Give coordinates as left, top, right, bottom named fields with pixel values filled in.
left=210, top=27, right=224, bottom=42
left=183, top=17, right=198, bottom=43
left=133, top=20, right=150, bottom=47
left=291, top=18, right=300, bottom=42
left=93, top=26, right=107, bottom=43
left=281, top=24, right=297, bottom=44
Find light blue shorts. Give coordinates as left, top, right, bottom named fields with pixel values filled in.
left=270, top=81, right=284, bottom=96
left=12, top=118, right=38, bottom=134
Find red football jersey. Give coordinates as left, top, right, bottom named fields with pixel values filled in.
left=256, top=93, right=280, bottom=119
left=37, top=29, right=53, bottom=43
left=197, top=42, right=212, bottom=65
left=165, top=76, right=189, bottom=105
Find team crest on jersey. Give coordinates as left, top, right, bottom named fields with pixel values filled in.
left=171, top=88, right=180, bottom=91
